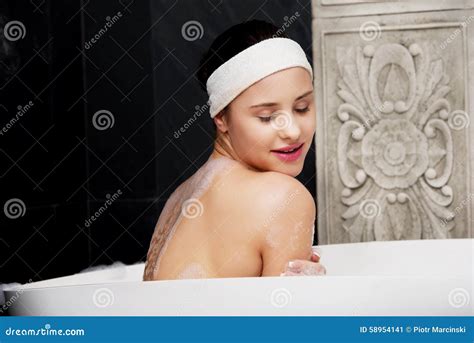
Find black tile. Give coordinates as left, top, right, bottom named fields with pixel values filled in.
left=88, top=199, right=163, bottom=267
left=0, top=203, right=89, bottom=283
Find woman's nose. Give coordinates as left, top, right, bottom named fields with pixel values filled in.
left=272, top=110, right=301, bottom=140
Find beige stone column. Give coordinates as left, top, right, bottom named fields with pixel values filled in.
left=312, top=0, right=474, bottom=243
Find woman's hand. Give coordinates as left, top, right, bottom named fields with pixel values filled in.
left=280, top=248, right=326, bottom=276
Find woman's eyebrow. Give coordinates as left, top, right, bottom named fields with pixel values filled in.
left=249, top=89, right=314, bottom=108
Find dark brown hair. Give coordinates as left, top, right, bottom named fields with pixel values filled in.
left=197, top=20, right=288, bottom=120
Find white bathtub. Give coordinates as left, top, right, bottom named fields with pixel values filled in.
left=3, top=239, right=473, bottom=316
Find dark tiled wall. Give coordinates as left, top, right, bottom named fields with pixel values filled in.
left=1, top=0, right=89, bottom=283
left=0, top=0, right=315, bottom=285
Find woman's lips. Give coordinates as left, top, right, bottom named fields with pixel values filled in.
left=271, top=143, right=304, bottom=162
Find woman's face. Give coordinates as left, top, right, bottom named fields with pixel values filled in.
left=216, top=67, right=316, bottom=177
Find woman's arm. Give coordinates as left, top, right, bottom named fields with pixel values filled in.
left=251, top=172, right=316, bottom=276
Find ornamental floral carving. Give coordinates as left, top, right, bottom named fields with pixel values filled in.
left=336, top=43, right=458, bottom=242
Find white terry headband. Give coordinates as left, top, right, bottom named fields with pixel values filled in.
left=206, top=37, right=313, bottom=119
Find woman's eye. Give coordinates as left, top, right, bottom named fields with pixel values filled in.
left=295, top=107, right=310, bottom=113
left=258, top=116, right=272, bottom=122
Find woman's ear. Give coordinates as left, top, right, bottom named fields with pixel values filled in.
left=213, top=109, right=229, bottom=133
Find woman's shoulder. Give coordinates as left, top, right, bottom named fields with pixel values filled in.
left=241, top=170, right=316, bottom=259
left=209, top=166, right=315, bottom=258
left=204, top=159, right=314, bottom=216
left=250, top=170, right=314, bottom=204
left=222, top=168, right=315, bottom=217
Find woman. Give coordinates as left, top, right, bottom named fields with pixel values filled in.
left=143, top=20, right=325, bottom=281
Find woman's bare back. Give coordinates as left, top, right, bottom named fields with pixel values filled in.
left=143, top=155, right=264, bottom=280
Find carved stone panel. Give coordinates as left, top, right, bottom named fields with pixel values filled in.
left=312, top=2, right=474, bottom=244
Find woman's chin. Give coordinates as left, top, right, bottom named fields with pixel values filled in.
left=268, top=154, right=306, bottom=176
left=271, top=163, right=304, bottom=177
left=249, top=155, right=305, bottom=176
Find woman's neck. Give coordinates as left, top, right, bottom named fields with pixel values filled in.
left=208, top=138, right=260, bottom=173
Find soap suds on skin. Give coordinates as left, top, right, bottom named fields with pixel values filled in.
left=144, top=156, right=315, bottom=280
left=143, top=156, right=237, bottom=280
left=265, top=218, right=315, bottom=251
left=177, top=262, right=208, bottom=279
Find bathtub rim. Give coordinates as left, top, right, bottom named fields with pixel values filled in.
left=3, top=238, right=472, bottom=292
